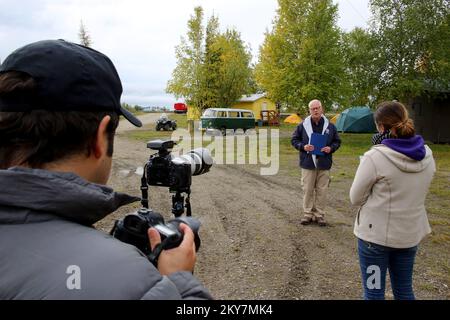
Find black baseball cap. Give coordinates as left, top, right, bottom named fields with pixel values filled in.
left=0, top=39, right=142, bottom=127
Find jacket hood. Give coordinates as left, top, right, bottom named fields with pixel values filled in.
left=0, top=167, right=140, bottom=225
left=382, top=135, right=426, bottom=161
left=372, top=144, right=434, bottom=173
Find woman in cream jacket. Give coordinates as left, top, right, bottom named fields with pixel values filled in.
left=350, top=101, right=435, bottom=300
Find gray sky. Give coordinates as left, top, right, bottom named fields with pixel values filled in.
left=0, top=0, right=370, bottom=108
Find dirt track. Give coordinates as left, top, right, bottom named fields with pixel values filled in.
left=95, top=113, right=448, bottom=300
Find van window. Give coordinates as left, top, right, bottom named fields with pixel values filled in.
left=228, top=111, right=240, bottom=118
left=242, top=112, right=253, bottom=118
left=203, top=109, right=216, bottom=117
left=217, top=111, right=227, bottom=118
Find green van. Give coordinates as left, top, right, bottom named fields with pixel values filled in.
left=200, top=108, right=255, bottom=135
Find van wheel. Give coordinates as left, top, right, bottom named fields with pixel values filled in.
left=220, top=127, right=227, bottom=136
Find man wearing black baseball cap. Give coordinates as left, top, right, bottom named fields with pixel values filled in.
left=0, top=40, right=212, bottom=299
left=0, top=39, right=142, bottom=127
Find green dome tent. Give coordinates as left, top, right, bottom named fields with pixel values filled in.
left=336, top=106, right=377, bottom=133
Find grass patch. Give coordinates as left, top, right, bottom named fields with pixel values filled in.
left=430, top=232, right=450, bottom=245
left=118, top=111, right=146, bottom=120
left=417, top=283, right=436, bottom=291
left=170, top=114, right=189, bottom=128
left=124, top=129, right=173, bottom=141
left=427, top=143, right=450, bottom=203
left=120, top=113, right=189, bottom=142
left=337, top=133, right=373, bottom=156
left=430, top=219, right=450, bottom=226
left=333, top=221, right=353, bottom=227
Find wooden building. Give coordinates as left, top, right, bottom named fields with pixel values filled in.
left=231, top=93, right=277, bottom=121
left=408, top=91, right=450, bottom=143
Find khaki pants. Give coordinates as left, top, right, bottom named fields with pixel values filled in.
left=301, top=168, right=330, bottom=218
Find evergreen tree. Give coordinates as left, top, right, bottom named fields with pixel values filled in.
left=201, top=14, right=222, bottom=108
left=78, top=20, right=92, bottom=47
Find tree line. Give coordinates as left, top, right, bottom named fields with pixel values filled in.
left=167, top=0, right=450, bottom=114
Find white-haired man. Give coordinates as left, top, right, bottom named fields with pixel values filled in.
left=291, top=100, right=341, bottom=226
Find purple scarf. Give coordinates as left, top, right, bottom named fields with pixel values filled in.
left=382, top=135, right=426, bottom=161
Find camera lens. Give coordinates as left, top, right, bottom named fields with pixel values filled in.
left=173, top=148, right=213, bottom=176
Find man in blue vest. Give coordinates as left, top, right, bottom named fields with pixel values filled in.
left=291, top=100, right=341, bottom=226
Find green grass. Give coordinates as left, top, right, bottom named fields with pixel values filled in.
left=427, top=143, right=450, bottom=204
left=430, top=219, right=450, bottom=226
left=336, top=133, right=373, bottom=155
left=118, top=110, right=146, bottom=120
left=120, top=113, right=189, bottom=141
left=430, top=232, right=450, bottom=245
left=170, top=113, right=189, bottom=128
left=424, top=143, right=450, bottom=240
left=125, top=129, right=173, bottom=141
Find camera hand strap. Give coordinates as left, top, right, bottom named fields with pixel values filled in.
left=147, top=237, right=171, bottom=267
left=147, top=243, right=163, bottom=266
left=185, top=191, right=191, bottom=216
left=140, top=164, right=149, bottom=208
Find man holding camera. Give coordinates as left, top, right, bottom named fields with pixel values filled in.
left=0, top=40, right=212, bottom=299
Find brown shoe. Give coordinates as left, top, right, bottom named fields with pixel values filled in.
left=300, top=216, right=313, bottom=225
left=316, top=216, right=327, bottom=227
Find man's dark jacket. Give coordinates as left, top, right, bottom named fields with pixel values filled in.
left=291, top=117, right=341, bottom=170
left=0, top=167, right=213, bottom=299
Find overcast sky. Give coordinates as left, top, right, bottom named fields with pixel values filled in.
left=0, top=0, right=370, bottom=108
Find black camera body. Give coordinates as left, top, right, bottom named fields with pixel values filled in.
left=145, top=139, right=211, bottom=193
left=146, top=140, right=192, bottom=193
left=111, top=140, right=212, bottom=264
left=111, top=208, right=200, bottom=256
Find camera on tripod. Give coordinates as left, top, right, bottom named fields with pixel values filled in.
left=111, top=139, right=212, bottom=264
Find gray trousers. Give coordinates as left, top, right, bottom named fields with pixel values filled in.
left=301, top=168, right=330, bottom=218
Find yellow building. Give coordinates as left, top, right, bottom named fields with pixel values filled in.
left=187, top=93, right=277, bottom=121
left=231, top=93, right=277, bottom=121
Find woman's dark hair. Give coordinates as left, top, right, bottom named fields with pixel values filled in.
left=374, top=101, right=415, bottom=138
left=0, top=71, right=119, bottom=169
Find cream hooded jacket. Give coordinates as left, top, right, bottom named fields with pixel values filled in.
left=350, top=144, right=435, bottom=248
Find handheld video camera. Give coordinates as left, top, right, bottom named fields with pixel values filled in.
left=111, top=139, right=212, bottom=264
